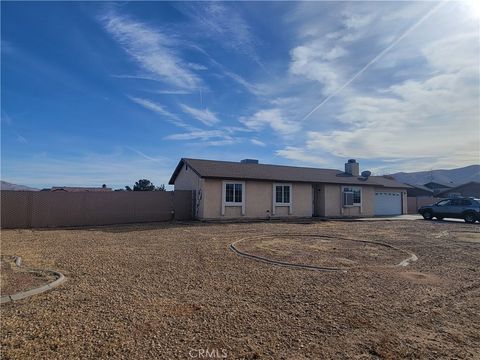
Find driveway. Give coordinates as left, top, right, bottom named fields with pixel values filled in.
left=358, top=214, right=423, bottom=221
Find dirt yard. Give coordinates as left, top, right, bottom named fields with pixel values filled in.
left=1, top=220, right=479, bottom=359
left=1, top=256, right=55, bottom=295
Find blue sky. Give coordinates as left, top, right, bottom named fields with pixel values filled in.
left=1, top=1, right=479, bottom=189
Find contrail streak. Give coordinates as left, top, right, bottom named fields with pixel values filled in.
left=300, top=0, right=447, bottom=123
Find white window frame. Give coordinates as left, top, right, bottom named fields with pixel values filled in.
left=342, top=186, right=362, bottom=208
left=272, top=183, right=293, bottom=215
left=222, top=181, right=245, bottom=216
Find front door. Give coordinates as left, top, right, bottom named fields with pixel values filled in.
left=313, top=184, right=325, bottom=217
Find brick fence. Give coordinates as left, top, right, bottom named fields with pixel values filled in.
left=0, top=190, right=194, bottom=229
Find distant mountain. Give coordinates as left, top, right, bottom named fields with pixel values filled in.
left=0, top=181, right=39, bottom=191
left=390, top=165, right=480, bottom=186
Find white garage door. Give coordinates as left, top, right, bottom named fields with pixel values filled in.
left=374, top=192, right=402, bottom=215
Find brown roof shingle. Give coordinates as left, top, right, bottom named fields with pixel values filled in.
left=169, top=158, right=410, bottom=188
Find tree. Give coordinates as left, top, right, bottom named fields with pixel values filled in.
left=155, top=184, right=166, bottom=191
left=133, top=179, right=155, bottom=191
left=125, top=186, right=132, bottom=191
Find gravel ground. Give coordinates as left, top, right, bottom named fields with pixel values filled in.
left=1, top=220, right=479, bottom=359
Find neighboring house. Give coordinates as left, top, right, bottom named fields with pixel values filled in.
left=406, top=184, right=434, bottom=198
left=50, top=186, right=112, bottom=192
left=423, top=181, right=452, bottom=195
left=405, top=184, right=438, bottom=214
left=169, top=158, right=410, bottom=220
left=436, top=181, right=480, bottom=198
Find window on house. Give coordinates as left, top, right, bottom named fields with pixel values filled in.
left=225, top=183, right=243, bottom=203
left=275, top=185, right=291, bottom=204
left=343, top=187, right=361, bottom=206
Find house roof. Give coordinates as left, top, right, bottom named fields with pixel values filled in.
left=169, top=158, right=410, bottom=188
left=436, top=181, right=480, bottom=197
left=405, top=183, right=434, bottom=192
left=51, top=187, right=112, bottom=192
left=423, top=181, right=452, bottom=189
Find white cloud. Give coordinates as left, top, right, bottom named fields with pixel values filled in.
left=16, top=135, right=28, bottom=144
left=279, top=31, right=479, bottom=171
left=179, top=2, right=260, bottom=63
left=289, top=40, right=344, bottom=95
left=125, top=146, right=163, bottom=162
left=110, top=74, right=159, bottom=81
left=223, top=126, right=253, bottom=134
left=270, top=97, right=299, bottom=106
left=240, top=109, right=301, bottom=136
left=103, top=13, right=201, bottom=90
left=128, top=96, right=188, bottom=128
left=422, top=32, right=478, bottom=73
left=180, top=104, right=220, bottom=126
left=250, top=138, right=266, bottom=147
left=206, top=139, right=238, bottom=146
left=153, top=89, right=192, bottom=95
left=275, top=146, right=328, bottom=166
left=164, top=130, right=229, bottom=141
left=342, top=11, right=375, bottom=31
left=223, top=71, right=268, bottom=96
left=187, top=62, right=208, bottom=71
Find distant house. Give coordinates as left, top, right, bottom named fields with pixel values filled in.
left=50, top=186, right=112, bottom=192
left=436, top=181, right=480, bottom=199
left=406, top=184, right=434, bottom=198
left=423, top=181, right=453, bottom=195
left=169, top=158, right=410, bottom=220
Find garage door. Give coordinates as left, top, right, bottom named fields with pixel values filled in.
left=374, top=192, right=402, bottom=215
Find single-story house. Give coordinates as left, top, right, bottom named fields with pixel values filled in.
left=169, top=158, right=410, bottom=220
left=406, top=184, right=434, bottom=198
left=436, top=181, right=480, bottom=198
left=423, top=181, right=453, bottom=195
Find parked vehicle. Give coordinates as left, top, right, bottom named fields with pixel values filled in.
left=418, top=197, right=480, bottom=223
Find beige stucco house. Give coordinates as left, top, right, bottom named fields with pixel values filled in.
left=169, top=158, right=410, bottom=220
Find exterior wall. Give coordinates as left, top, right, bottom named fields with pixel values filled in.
left=174, top=165, right=202, bottom=190
left=317, top=185, right=408, bottom=217
left=201, top=179, right=313, bottom=219
left=320, top=184, right=374, bottom=217
left=173, top=165, right=205, bottom=218
left=202, top=179, right=222, bottom=219
left=289, top=183, right=313, bottom=217
left=0, top=190, right=193, bottom=229
left=174, top=169, right=410, bottom=220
